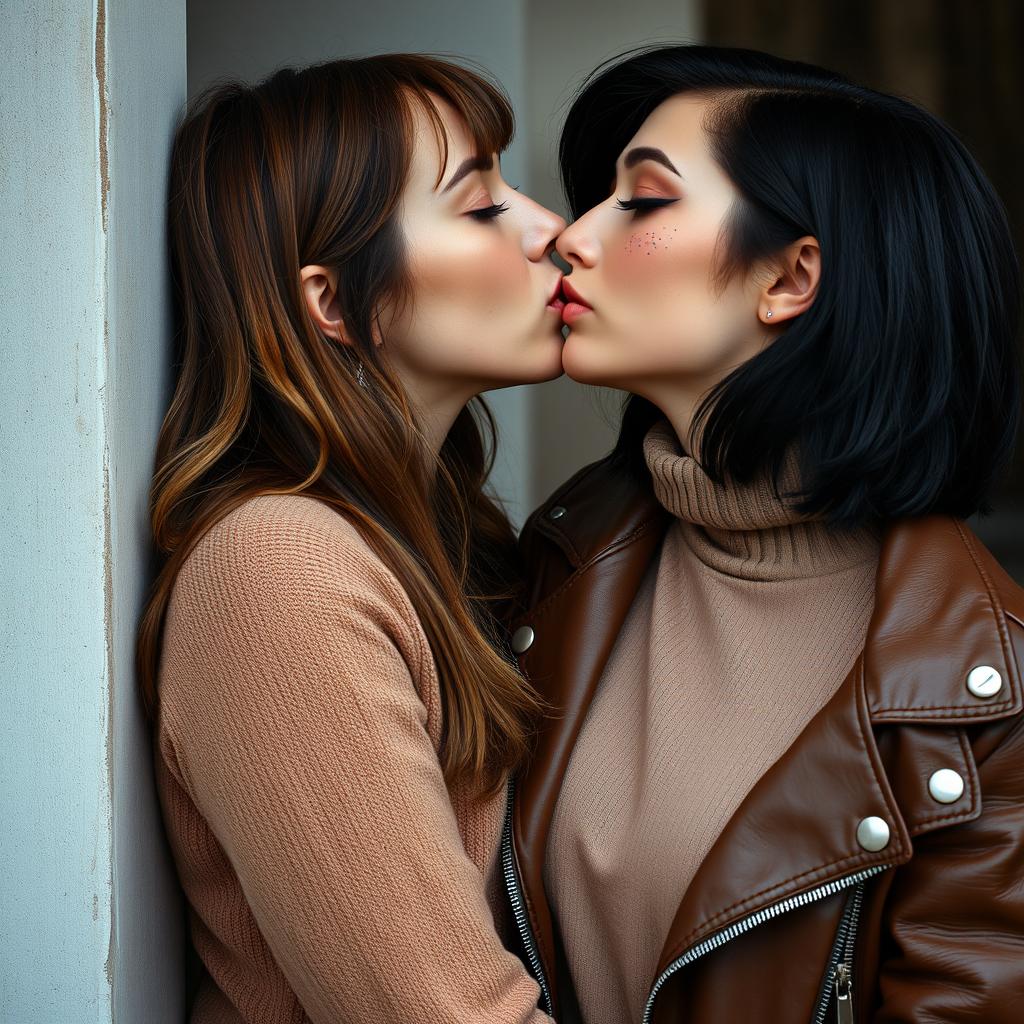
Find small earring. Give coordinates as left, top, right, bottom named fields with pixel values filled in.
left=765, top=310, right=773, bottom=319
left=356, top=361, right=369, bottom=390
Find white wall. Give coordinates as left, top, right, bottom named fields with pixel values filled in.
left=0, top=2, right=186, bottom=1021
left=105, top=3, right=189, bottom=1020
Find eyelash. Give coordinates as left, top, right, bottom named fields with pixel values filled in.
left=469, top=201, right=510, bottom=222
left=464, top=175, right=520, bottom=221
left=615, top=197, right=679, bottom=216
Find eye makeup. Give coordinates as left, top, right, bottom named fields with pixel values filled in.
left=615, top=197, right=680, bottom=216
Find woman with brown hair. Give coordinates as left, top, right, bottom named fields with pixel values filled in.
left=136, top=54, right=563, bottom=1022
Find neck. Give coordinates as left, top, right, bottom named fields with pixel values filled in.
left=643, top=419, right=881, bottom=582
left=402, top=377, right=475, bottom=463
left=642, top=379, right=718, bottom=461
left=419, top=398, right=466, bottom=461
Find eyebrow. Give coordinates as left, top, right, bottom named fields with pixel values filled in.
left=621, top=146, right=682, bottom=178
left=441, top=154, right=494, bottom=194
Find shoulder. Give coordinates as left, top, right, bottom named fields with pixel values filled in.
left=889, top=515, right=1024, bottom=636
left=161, top=494, right=432, bottom=716
left=956, top=519, right=1024, bottom=665
left=852, top=516, right=1024, bottom=749
left=172, top=493, right=416, bottom=627
left=520, top=453, right=668, bottom=569
left=180, top=493, right=385, bottom=584
left=517, top=454, right=670, bottom=615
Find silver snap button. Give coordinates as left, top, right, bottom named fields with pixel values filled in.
left=928, top=768, right=965, bottom=804
left=549, top=505, right=567, bottom=520
left=511, top=626, right=535, bottom=655
left=856, top=816, right=890, bottom=852
left=966, top=665, right=1002, bottom=699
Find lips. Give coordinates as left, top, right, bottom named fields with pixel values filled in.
left=546, top=274, right=565, bottom=311
left=560, top=279, right=592, bottom=309
left=560, top=277, right=593, bottom=325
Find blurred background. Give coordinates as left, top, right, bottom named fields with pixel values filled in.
left=2, top=2, right=1021, bottom=1021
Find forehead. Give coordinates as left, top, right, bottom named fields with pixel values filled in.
left=405, top=90, right=474, bottom=191
left=621, top=93, right=715, bottom=164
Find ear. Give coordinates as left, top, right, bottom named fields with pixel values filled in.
left=758, top=236, right=820, bottom=326
left=299, top=264, right=351, bottom=345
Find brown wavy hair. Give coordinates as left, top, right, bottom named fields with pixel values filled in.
left=137, top=53, right=545, bottom=797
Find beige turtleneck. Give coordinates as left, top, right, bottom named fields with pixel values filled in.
left=543, top=420, right=882, bottom=1024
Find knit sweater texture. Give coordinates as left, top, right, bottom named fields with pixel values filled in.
left=154, top=493, right=549, bottom=1024
left=543, top=420, right=882, bottom=1024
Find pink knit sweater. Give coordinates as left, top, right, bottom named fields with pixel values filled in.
left=154, top=494, right=548, bottom=1023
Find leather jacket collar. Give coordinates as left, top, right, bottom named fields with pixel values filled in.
left=509, top=455, right=1024, bottom=1017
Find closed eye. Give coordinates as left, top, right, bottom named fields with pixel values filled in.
left=615, top=197, right=679, bottom=215
left=468, top=202, right=510, bottom=222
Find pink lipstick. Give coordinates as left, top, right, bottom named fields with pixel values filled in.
left=560, top=278, right=593, bottom=325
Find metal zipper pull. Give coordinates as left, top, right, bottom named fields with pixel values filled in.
left=834, top=963, right=854, bottom=1024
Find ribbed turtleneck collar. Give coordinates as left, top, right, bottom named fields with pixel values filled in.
left=643, top=419, right=880, bottom=582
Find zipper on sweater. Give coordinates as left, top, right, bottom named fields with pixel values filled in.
left=810, top=880, right=868, bottom=1024
left=640, top=864, right=889, bottom=1024
left=501, top=777, right=554, bottom=1018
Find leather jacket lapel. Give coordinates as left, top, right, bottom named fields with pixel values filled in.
left=652, top=653, right=914, bottom=978
left=511, top=477, right=669, bottom=1002
left=513, top=459, right=1024, bottom=1008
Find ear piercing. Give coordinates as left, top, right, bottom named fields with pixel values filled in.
left=765, top=310, right=773, bottom=319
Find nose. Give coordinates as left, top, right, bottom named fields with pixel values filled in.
left=521, top=197, right=568, bottom=262
left=555, top=210, right=600, bottom=268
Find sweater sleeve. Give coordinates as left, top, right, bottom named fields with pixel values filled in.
left=159, top=498, right=550, bottom=1024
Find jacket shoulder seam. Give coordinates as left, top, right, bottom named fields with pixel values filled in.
left=869, top=520, right=1020, bottom=717
left=954, top=518, right=1015, bottom=663
left=525, top=516, right=663, bottom=624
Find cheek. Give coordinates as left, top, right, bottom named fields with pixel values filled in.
left=612, top=219, right=736, bottom=346
left=568, top=215, right=752, bottom=382
left=393, top=221, right=560, bottom=385
left=414, top=231, right=530, bottom=320
left=608, top=219, right=716, bottom=294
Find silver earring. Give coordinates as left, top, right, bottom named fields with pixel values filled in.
left=356, top=361, right=369, bottom=390
left=765, top=310, right=773, bottom=319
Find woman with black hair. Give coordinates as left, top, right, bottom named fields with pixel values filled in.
left=502, top=45, right=1024, bottom=1024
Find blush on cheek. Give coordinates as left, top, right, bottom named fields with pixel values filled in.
left=418, top=236, right=526, bottom=315
left=475, top=238, right=526, bottom=299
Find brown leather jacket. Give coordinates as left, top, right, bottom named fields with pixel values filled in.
left=500, top=453, right=1024, bottom=1024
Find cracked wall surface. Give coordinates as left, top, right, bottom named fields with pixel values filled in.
left=0, top=3, right=185, bottom=1021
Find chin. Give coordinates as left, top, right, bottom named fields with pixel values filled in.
left=521, top=330, right=568, bottom=383
left=482, top=335, right=565, bottom=389
left=560, top=332, right=620, bottom=387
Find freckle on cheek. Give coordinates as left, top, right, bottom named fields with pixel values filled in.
left=624, top=227, right=674, bottom=256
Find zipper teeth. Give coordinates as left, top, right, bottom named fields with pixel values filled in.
left=501, top=778, right=554, bottom=1017
left=842, top=884, right=867, bottom=971
left=641, top=863, right=890, bottom=1024
left=810, top=882, right=866, bottom=1024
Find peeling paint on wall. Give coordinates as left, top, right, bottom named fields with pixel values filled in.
left=95, top=0, right=110, bottom=231
left=2, top=2, right=184, bottom=1020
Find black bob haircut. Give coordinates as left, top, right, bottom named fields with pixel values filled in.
left=559, top=44, right=1022, bottom=525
